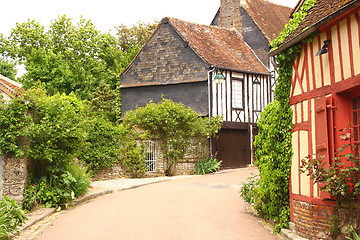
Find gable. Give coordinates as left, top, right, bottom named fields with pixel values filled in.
left=120, top=23, right=208, bottom=88
left=168, top=17, right=268, bottom=73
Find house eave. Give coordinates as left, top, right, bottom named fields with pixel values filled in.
left=212, top=65, right=271, bottom=76
left=270, top=0, right=360, bottom=56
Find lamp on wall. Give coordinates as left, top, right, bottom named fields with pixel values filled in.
left=214, top=69, right=225, bottom=84
left=315, top=40, right=331, bottom=56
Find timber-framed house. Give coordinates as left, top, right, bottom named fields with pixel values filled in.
left=120, top=0, right=291, bottom=170
left=270, top=0, right=360, bottom=239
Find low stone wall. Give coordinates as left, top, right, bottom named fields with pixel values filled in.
left=2, top=154, right=28, bottom=202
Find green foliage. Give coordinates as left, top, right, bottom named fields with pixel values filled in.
left=0, top=197, right=27, bottom=239
left=195, top=157, right=222, bottom=175
left=0, top=96, right=30, bottom=156
left=22, top=163, right=90, bottom=210
left=1, top=15, right=128, bottom=100
left=25, top=91, right=87, bottom=177
left=0, top=59, right=18, bottom=80
left=90, top=80, right=120, bottom=122
left=270, top=0, right=317, bottom=49
left=240, top=175, right=259, bottom=205
left=250, top=0, right=317, bottom=232
left=116, top=21, right=158, bottom=53
left=119, top=132, right=147, bottom=178
left=347, top=226, right=360, bottom=240
left=253, top=100, right=293, bottom=231
left=79, top=118, right=125, bottom=173
left=124, top=98, right=222, bottom=176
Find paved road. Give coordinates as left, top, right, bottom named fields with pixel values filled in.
left=36, top=168, right=280, bottom=240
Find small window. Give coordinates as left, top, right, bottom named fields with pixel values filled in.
left=144, top=140, right=156, bottom=172
left=232, top=79, right=244, bottom=109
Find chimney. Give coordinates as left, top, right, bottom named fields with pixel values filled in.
left=218, top=0, right=243, bottom=30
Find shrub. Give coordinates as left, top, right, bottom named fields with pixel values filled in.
left=195, top=157, right=222, bottom=175
left=240, top=174, right=259, bottom=205
left=119, top=128, right=147, bottom=178
left=0, top=197, right=27, bottom=239
left=22, top=163, right=90, bottom=211
left=124, top=98, right=222, bottom=176
left=79, top=118, right=125, bottom=174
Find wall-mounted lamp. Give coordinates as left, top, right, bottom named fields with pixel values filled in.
left=315, top=40, right=331, bottom=56
left=214, top=70, right=225, bottom=84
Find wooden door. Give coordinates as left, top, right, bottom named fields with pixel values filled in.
left=214, top=129, right=250, bottom=168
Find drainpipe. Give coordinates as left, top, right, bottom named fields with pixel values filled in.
left=208, top=67, right=216, bottom=157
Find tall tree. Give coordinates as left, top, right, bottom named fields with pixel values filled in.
left=1, top=16, right=128, bottom=100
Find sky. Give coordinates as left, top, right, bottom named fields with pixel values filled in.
left=1, top=0, right=299, bottom=36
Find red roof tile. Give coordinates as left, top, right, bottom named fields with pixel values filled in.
left=167, top=17, right=269, bottom=73
left=242, top=0, right=293, bottom=41
left=0, top=74, right=25, bottom=99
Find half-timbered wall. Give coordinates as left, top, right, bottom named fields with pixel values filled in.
left=289, top=9, right=360, bottom=239
left=211, top=70, right=273, bottom=124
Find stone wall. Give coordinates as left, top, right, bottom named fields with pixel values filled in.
left=1, top=154, right=27, bottom=202
left=293, top=199, right=335, bottom=240
left=93, top=140, right=202, bottom=180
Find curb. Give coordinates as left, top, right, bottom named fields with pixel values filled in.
left=280, top=229, right=309, bottom=240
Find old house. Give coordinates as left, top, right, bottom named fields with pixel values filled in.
left=120, top=0, right=292, bottom=173
left=0, top=74, right=27, bottom=201
left=270, top=0, right=360, bottom=239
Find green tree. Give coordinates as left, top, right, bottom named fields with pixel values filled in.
left=124, top=98, right=222, bottom=176
left=116, top=21, right=158, bottom=52
left=1, top=16, right=128, bottom=100
left=0, top=59, right=18, bottom=80
left=90, top=80, right=120, bottom=122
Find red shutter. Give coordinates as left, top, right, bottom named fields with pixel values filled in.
left=314, top=96, right=332, bottom=199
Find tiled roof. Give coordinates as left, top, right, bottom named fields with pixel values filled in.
left=241, top=0, right=293, bottom=41
left=0, top=74, right=25, bottom=99
left=272, top=0, right=359, bottom=54
left=167, top=17, right=269, bottom=74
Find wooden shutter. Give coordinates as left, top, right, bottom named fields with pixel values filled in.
left=314, top=96, right=332, bottom=199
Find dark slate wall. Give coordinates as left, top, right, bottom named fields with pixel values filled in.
left=240, top=7, right=270, bottom=67
left=121, top=81, right=209, bottom=117
left=120, top=22, right=208, bottom=86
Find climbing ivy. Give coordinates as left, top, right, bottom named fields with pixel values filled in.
left=242, top=0, right=318, bottom=232
left=270, top=0, right=317, bottom=50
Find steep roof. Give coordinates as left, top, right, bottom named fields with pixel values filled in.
left=271, top=0, right=359, bottom=55
left=166, top=17, right=268, bottom=73
left=211, top=0, right=292, bottom=42
left=0, top=74, right=25, bottom=99
left=241, top=0, right=293, bottom=41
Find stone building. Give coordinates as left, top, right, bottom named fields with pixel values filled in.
left=270, top=0, right=360, bottom=239
left=120, top=0, right=292, bottom=174
left=0, top=74, right=27, bottom=202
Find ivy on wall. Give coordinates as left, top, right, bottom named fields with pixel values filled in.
left=242, top=0, right=318, bottom=231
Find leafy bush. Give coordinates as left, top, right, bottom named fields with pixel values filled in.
left=22, top=163, right=90, bottom=211
left=124, top=98, right=222, bottom=176
left=79, top=118, right=125, bottom=173
left=240, top=175, right=259, bottom=205
left=195, top=157, right=222, bottom=175
left=120, top=139, right=147, bottom=178
left=0, top=197, right=27, bottom=239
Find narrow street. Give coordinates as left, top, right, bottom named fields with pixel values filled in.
left=32, top=168, right=279, bottom=240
